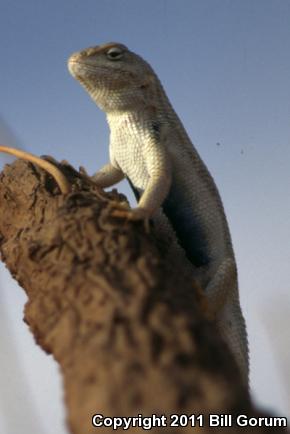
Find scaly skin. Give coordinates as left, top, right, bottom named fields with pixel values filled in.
left=68, top=42, right=249, bottom=383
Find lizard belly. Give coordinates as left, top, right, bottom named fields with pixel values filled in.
left=110, top=121, right=149, bottom=191
left=162, top=175, right=211, bottom=268
left=111, top=121, right=232, bottom=286
left=163, top=142, right=234, bottom=281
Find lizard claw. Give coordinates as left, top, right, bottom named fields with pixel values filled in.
left=79, top=166, right=89, bottom=177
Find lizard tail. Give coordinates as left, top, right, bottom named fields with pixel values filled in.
left=217, top=300, right=249, bottom=386
left=0, top=145, right=71, bottom=194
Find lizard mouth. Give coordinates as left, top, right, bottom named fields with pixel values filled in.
left=68, top=58, right=87, bottom=77
left=68, top=58, right=112, bottom=80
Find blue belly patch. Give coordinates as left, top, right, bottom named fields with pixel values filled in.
left=126, top=176, right=210, bottom=267
left=162, top=183, right=210, bottom=267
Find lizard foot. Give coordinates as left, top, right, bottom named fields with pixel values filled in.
left=79, top=165, right=89, bottom=177
left=111, top=204, right=151, bottom=233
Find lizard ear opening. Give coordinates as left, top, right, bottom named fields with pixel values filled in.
left=106, top=47, right=124, bottom=61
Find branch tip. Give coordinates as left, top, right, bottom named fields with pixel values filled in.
left=0, top=145, right=71, bottom=194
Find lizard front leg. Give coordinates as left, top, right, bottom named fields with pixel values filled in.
left=87, top=163, right=129, bottom=207
left=79, top=162, right=125, bottom=202
left=91, top=163, right=125, bottom=188
left=113, top=133, right=172, bottom=222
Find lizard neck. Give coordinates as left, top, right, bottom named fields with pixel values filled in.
left=87, top=80, right=156, bottom=114
left=81, top=69, right=165, bottom=115
left=106, top=110, right=145, bottom=131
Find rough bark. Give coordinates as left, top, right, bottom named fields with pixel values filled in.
left=0, top=159, right=288, bottom=434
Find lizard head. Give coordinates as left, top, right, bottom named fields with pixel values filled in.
left=68, top=42, right=157, bottom=111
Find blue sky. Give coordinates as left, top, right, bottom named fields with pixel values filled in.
left=1, top=1, right=290, bottom=433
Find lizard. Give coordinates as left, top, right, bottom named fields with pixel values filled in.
left=67, top=42, right=249, bottom=384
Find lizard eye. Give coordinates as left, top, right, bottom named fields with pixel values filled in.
left=106, top=47, right=124, bottom=60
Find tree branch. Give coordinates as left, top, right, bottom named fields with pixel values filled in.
left=0, top=159, right=287, bottom=434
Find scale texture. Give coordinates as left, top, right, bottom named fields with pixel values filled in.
left=68, top=42, right=249, bottom=383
